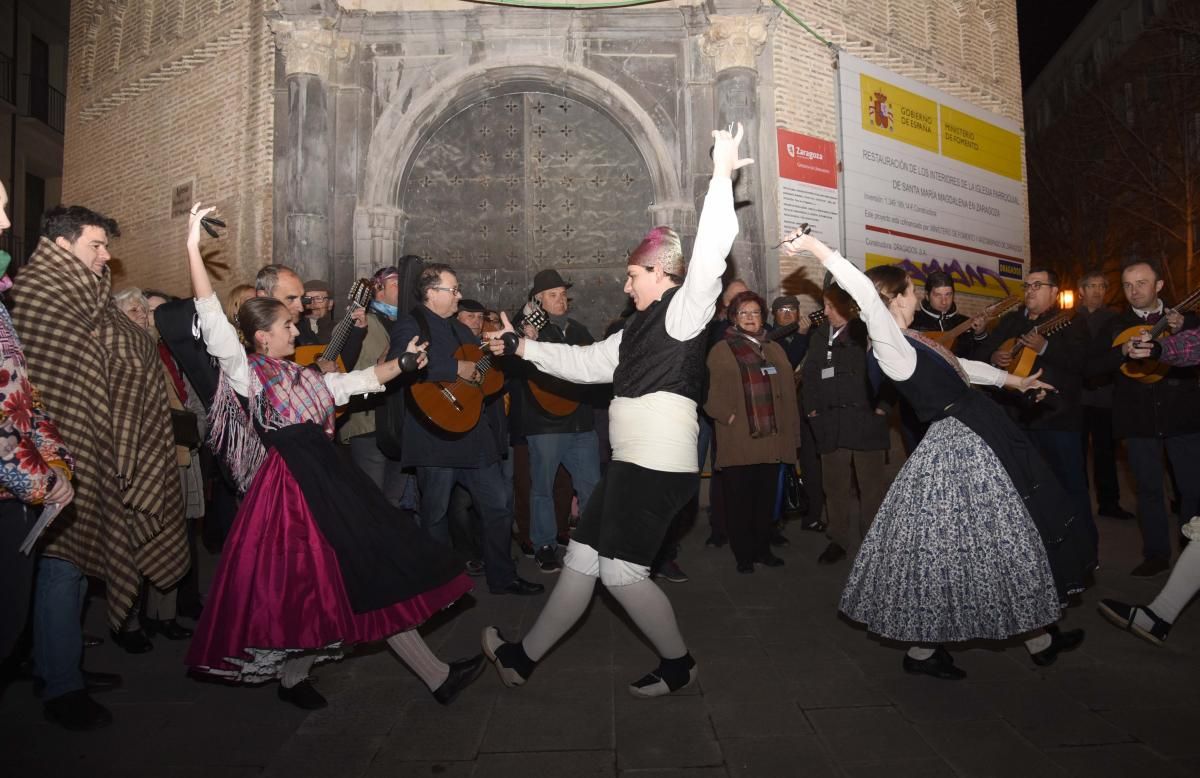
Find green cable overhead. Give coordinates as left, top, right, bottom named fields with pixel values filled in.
left=459, top=0, right=834, bottom=49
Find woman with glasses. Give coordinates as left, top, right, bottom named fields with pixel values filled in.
left=704, top=290, right=801, bottom=573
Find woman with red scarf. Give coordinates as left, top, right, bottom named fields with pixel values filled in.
left=181, top=204, right=484, bottom=710
left=704, top=290, right=801, bottom=574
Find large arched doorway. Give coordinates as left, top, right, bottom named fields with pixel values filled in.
left=399, top=91, right=655, bottom=335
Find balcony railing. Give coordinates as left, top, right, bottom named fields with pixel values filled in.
left=19, top=75, right=65, bottom=134
left=0, top=52, right=13, bottom=106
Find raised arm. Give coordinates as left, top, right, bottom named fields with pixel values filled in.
left=186, top=205, right=251, bottom=395
left=781, top=234, right=917, bottom=381
left=664, top=124, right=753, bottom=341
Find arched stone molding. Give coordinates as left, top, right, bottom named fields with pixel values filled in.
left=358, top=58, right=687, bottom=270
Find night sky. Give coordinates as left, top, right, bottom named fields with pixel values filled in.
left=1016, top=0, right=1100, bottom=88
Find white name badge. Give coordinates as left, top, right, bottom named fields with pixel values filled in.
left=821, top=366, right=835, bottom=380
left=761, top=366, right=778, bottom=376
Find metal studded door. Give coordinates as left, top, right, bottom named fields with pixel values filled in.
left=400, top=93, right=655, bottom=336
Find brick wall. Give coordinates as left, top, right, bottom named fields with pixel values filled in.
left=62, top=0, right=274, bottom=298
left=769, top=0, right=1027, bottom=317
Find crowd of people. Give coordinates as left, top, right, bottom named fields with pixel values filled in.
left=0, top=121, right=1197, bottom=732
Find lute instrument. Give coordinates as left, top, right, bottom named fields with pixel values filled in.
left=998, top=309, right=1076, bottom=378
left=518, top=303, right=583, bottom=417
left=1111, top=286, right=1200, bottom=383
left=922, top=295, right=1022, bottom=348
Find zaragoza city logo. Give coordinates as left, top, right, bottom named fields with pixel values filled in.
left=868, top=90, right=893, bottom=131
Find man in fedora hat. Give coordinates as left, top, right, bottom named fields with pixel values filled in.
left=512, top=269, right=601, bottom=573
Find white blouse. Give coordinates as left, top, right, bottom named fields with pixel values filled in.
left=822, top=252, right=1008, bottom=388
left=194, top=293, right=385, bottom=405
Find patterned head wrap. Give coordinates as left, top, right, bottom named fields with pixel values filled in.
left=627, top=226, right=684, bottom=278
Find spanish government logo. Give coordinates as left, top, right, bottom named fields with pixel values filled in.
left=868, top=91, right=894, bottom=131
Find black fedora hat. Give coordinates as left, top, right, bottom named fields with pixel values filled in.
left=530, top=268, right=573, bottom=298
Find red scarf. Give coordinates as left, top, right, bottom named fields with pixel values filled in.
left=724, top=327, right=777, bottom=438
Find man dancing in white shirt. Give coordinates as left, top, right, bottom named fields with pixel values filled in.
left=481, top=125, right=752, bottom=698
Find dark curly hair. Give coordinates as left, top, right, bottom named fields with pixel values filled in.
left=727, top=290, right=768, bottom=331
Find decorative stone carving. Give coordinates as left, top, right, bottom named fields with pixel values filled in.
left=270, top=21, right=349, bottom=80
left=699, top=15, right=769, bottom=72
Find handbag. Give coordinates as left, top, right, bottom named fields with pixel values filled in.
left=782, top=464, right=809, bottom=517
left=170, top=408, right=201, bottom=449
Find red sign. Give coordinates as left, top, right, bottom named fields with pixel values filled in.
left=777, top=129, right=838, bottom=189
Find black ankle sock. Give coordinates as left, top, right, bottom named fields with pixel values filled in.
left=657, top=652, right=695, bottom=690
left=496, top=641, right=535, bottom=679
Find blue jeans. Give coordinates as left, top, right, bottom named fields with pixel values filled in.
left=33, top=556, right=87, bottom=700
left=1126, top=433, right=1200, bottom=560
left=417, top=463, right=518, bottom=591
left=527, top=431, right=601, bottom=549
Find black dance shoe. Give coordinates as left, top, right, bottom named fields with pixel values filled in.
left=432, top=655, right=487, bottom=706
left=142, top=618, right=194, bottom=640
left=817, top=543, right=846, bottom=565
left=705, top=533, right=728, bottom=548
left=902, top=646, right=966, bottom=680
left=490, top=577, right=545, bottom=596
left=755, top=552, right=786, bottom=568
left=33, top=669, right=123, bottom=698
left=278, top=679, right=328, bottom=710
left=769, top=529, right=791, bottom=546
left=1030, top=627, right=1085, bottom=667
left=43, top=690, right=112, bottom=731
left=111, top=629, right=153, bottom=654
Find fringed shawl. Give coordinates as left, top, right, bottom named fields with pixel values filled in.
left=208, top=353, right=336, bottom=493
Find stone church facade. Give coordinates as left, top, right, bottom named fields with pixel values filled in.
left=62, top=0, right=1024, bottom=324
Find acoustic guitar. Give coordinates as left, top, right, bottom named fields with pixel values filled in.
left=923, top=295, right=1022, bottom=348
left=998, top=309, right=1076, bottom=378
left=408, top=334, right=505, bottom=434
left=518, top=304, right=583, bottom=418
left=293, top=279, right=374, bottom=371
left=766, top=309, right=828, bottom=343
left=1111, top=286, right=1200, bottom=383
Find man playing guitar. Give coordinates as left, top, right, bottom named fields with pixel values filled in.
left=512, top=269, right=601, bottom=574
left=974, top=268, right=1096, bottom=555
left=910, top=270, right=988, bottom=356
left=388, top=263, right=544, bottom=597
left=1086, top=260, right=1200, bottom=577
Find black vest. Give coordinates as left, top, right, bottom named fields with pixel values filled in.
left=612, top=286, right=706, bottom=403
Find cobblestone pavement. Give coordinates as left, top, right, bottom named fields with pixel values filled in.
left=3, top=483, right=1199, bottom=777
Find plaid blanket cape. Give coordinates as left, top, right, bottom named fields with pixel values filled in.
left=11, top=238, right=186, bottom=629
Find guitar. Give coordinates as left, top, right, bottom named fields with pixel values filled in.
left=517, top=303, right=583, bottom=417
left=998, top=309, right=1076, bottom=378
left=408, top=333, right=505, bottom=434
left=766, top=309, right=828, bottom=342
left=922, top=296, right=1022, bottom=348
left=293, top=279, right=374, bottom=371
left=1110, top=286, right=1200, bottom=383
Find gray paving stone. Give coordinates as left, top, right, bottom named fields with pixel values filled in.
left=620, top=768, right=729, bottom=777
left=480, top=670, right=614, bottom=753
left=1096, top=705, right=1200, bottom=757
left=472, top=749, right=616, bottom=777
left=1043, top=743, right=1192, bottom=778
left=805, top=706, right=937, bottom=764
left=262, top=734, right=385, bottom=778
left=914, top=718, right=1068, bottom=777
left=720, top=733, right=840, bottom=778
left=793, top=674, right=893, bottom=710
left=615, top=695, right=722, bottom=770
left=373, top=697, right=493, bottom=762
left=877, top=676, right=1003, bottom=722
left=705, top=699, right=812, bottom=739
left=840, top=759, right=959, bottom=777
left=363, top=760, right=475, bottom=778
